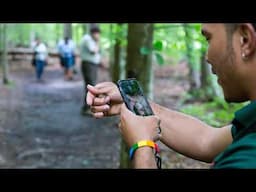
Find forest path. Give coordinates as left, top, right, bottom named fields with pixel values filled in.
left=0, top=61, right=210, bottom=168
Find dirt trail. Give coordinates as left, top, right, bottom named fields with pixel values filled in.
left=0, top=62, right=210, bottom=168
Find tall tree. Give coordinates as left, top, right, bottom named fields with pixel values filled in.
left=111, top=24, right=125, bottom=82
left=64, top=23, right=72, bottom=38
left=0, top=24, right=9, bottom=84
left=82, top=24, right=88, bottom=34
left=200, top=49, right=220, bottom=100
left=119, top=23, right=154, bottom=168
left=55, top=24, right=62, bottom=43
left=183, top=23, right=201, bottom=94
left=109, top=24, right=128, bottom=168
left=126, top=23, right=154, bottom=98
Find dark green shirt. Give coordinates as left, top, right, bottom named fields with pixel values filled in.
left=213, top=101, right=256, bottom=169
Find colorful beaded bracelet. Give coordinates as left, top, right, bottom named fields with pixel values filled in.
left=129, top=140, right=160, bottom=160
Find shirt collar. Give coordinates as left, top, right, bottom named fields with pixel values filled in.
left=234, top=101, right=256, bottom=128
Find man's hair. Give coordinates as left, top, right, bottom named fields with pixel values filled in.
left=225, top=23, right=256, bottom=34
left=90, top=26, right=100, bottom=34
left=224, top=23, right=256, bottom=45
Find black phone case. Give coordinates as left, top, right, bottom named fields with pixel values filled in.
left=117, top=79, right=154, bottom=116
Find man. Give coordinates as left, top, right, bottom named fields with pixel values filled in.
left=86, top=23, right=256, bottom=168
left=80, top=26, right=101, bottom=115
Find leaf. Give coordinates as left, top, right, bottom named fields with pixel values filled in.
left=140, top=47, right=151, bottom=55
left=155, top=52, right=164, bottom=65
left=153, top=40, right=163, bottom=51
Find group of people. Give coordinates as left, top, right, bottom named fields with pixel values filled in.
left=31, top=26, right=102, bottom=116
left=31, top=25, right=101, bottom=83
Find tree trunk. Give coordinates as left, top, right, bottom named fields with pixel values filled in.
left=112, top=24, right=125, bottom=82
left=108, top=24, right=129, bottom=168
left=18, top=24, right=25, bottom=47
left=63, top=23, right=72, bottom=38
left=126, top=23, right=154, bottom=98
left=183, top=23, right=200, bottom=93
left=56, top=24, right=62, bottom=43
left=200, top=51, right=220, bottom=100
left=82, top=24, right=89, bottom=34
left=1, top=24, right=9, bottom=84
left=119, top=23, right=154, bottom=168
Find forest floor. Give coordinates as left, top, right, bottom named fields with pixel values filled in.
left=0, top=59, right=211, bottom=168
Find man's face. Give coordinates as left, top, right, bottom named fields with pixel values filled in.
left=201, top=24, right=247, bottom=102
left=92, top=32, right=100, bottom=42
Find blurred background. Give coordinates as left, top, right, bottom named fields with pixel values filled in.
left=0, top=23, right=247, bottom=168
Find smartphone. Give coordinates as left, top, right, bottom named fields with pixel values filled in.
left=117, top=78, right=154, bottom=116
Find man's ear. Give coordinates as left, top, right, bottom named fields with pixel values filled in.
left=238, top=23, right=256, bottom=58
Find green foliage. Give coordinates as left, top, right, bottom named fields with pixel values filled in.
left=7, top=23, right=63, bottom=48
left=180, top=99, right=248, bottom=127
left=105, top=24, right=127, bottom=49
left=140, top=47, right=151, bottom=55
left=154, top=52, right=164, bottom=65
left=153, top=23, right=208, bottom=67
left=3, top=23, right=207, bottom=68
left=140, top=39, right=165, bottom=65
left=153, top=40, right=163, bottom=51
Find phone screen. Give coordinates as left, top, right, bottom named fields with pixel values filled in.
left=117, top=79, right=154, bottom=116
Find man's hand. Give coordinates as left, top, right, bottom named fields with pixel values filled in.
left=86, top=82, right=123, bottom=118
left=119, top=103, right=161, bottom=147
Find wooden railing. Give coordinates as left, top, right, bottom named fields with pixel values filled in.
left=1, top=47, right=80, bottom=61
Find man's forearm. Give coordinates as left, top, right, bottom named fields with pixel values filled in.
left=150, top=102, right=227, bottom=162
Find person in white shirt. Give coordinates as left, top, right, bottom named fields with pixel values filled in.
left=32, top=37, right=48, bottom=82
left=80, top=26, right=101, bottom=115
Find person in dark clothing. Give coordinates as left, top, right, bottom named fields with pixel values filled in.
left=80, top=26, right=101, bottom=115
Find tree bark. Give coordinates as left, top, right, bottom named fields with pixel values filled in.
left=82, top=24, right=88, bottom=34
left=1, top=24, right=9, bottom=84
left=63, top=23, right=72, bottom=38
left=126, top=23, right=154, bottom=99
left=200, top=51, right=219, bottom=100
left=119, top=23, right=154, bottom=168
left=183, top=23, right=201, bottom=93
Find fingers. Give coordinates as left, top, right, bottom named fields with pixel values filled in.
left=86, top=91, right=95, bottom=106
left=87, top=84, right=111, bottom=106
left=88, top=82, right=114, bottom=95
left=92, top=112, right=105, bottom=119
left=91, top=105, right=110, bottom=113
left=87, top=84, right=110, bottom=96
left=94, top=82, right=115, bottom=90
left=93, top=96, right=110, bottom=106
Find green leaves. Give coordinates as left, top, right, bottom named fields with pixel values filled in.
left=140, top=47, right=151, bottom=55
left=140, top=40, right=165, bottom=65
left=153, top=40, right=163, bottom=51
left=155, top=52, right=164, bottom=65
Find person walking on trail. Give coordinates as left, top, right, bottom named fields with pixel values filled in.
left=80, top=26, right=102, bottom=116
left=57, top=36, right=76, bottom=80
left=32, top=37, right=48, bottom=82
left=86, top=23, right=256, bottom=169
